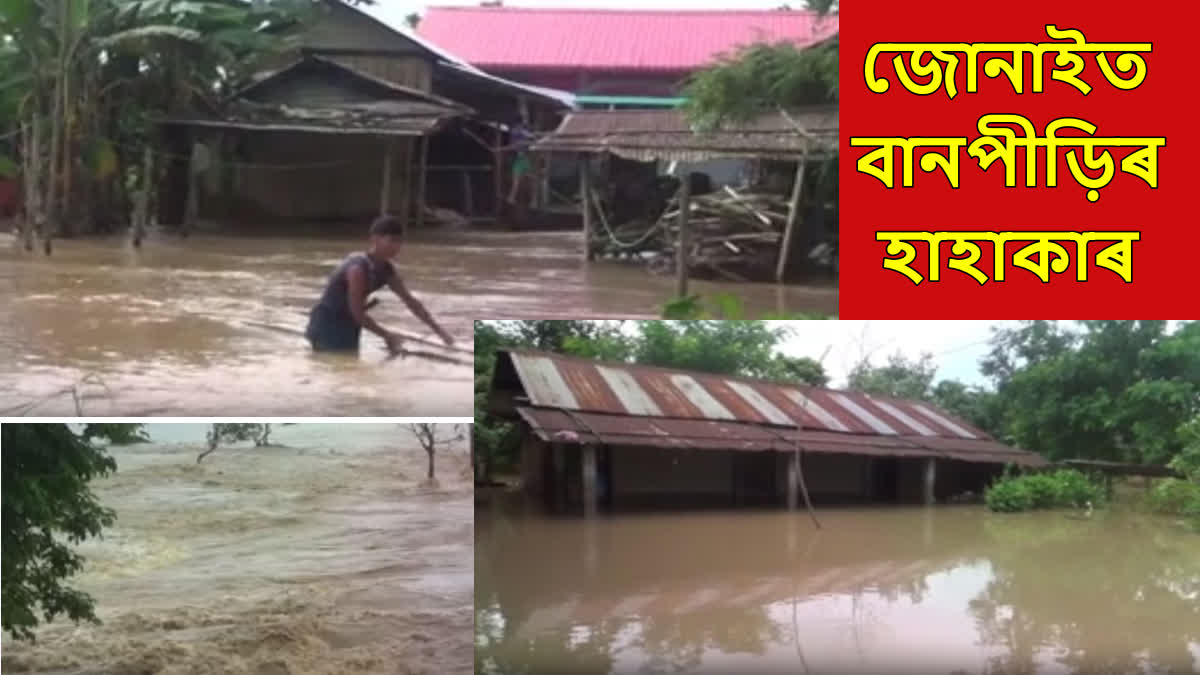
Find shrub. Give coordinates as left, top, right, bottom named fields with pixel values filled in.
left=985, top=469, right=1105, bottom=512
left=1148, top=479, right=1200, bottom=519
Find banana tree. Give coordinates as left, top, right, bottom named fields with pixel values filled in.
left=1, top=0, right=313, bottom=252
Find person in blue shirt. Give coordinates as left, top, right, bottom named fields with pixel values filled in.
left=305, top=216, right=454, bottom=355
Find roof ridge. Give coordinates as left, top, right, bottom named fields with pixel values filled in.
left=427, top=6, right=830, bottom=15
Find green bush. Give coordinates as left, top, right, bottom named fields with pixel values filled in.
left=985, top=469, right=1105, bottom=512
left=1148, top=479, right=1200, bottom=518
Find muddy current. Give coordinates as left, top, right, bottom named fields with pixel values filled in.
left=0, top=229, right=836, bottom=416
left=1, top=424, right=474, bottom=675
left=476, top=497, right=1200, bottom=675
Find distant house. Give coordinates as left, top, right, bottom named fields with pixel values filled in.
left=420, top=7, right=839, bottom=107
left=159, top=0, right=573, bottom=225
left=487, top=350, right=1047, bottom=514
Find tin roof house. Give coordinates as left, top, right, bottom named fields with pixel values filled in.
left=159, top=0, right=573, bottom=227
left=420, top=6, right=839, bottom=108
left=487, top=350, right=1047, bottom=514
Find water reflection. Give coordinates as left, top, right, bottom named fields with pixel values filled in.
left=475, top=497, right=1200, bottom=675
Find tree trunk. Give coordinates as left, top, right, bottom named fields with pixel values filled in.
left=23, top=115, right=43, bottom=252
left=427, top=448, right=435, bottom=480
left=44, top=0, right=69, bottom=255
left=59, top=64, right=74, bottom=237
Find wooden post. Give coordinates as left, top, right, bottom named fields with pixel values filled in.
left=134, top=146, right=152, bottom=247
left=676, top=170, right=691, bottom=298
left=183, top=143, right=200, bottom=237
left=786, top=449, right=800, bottom=511
left=415, top=135, right=429, bottom=229
left=776, top=156, right=808, bottom=283
left=581, top=444, right=598, bottom=517
left=461, top=170, right=474, bottom=217
left=379, top=138, right=394, bottom=215
left=579, top=155, right=593, bottom=262
left=923, top=458, right=937, bottom=505
left=398, top=139, right=412, bottom=234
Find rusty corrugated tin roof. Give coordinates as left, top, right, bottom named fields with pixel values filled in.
left=499, top=349, right=1049, bottom=467
left=516, top=407, right=1047, bottom=467
left=532, top=108, right=838, bottom=162
left=503, top=349, right=990, bottom=439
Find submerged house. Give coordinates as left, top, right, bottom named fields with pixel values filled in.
left=159, top=0, right=573, bottom=226
left=488, top=350, right=1048, bottom=514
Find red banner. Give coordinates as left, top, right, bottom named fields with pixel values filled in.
left=840, top=0, right=1196, bottom=318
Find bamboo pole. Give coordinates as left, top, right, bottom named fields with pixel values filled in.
left=415, top=135, right=429, bottom=229
left=776, top=155, right=808, bottom=283
left=676, top=171, right=691, bottom=298
left=579, top=155, right=593, bottom=263
left=493, top=126, right=503, bottom=217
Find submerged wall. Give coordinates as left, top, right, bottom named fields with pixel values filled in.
left=523, top=438, right=1003, bottom=513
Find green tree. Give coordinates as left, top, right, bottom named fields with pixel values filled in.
left=1, top=0, right=319, bottom=248
left=632, top=320, right=813, bottom=380
left=682, top=0, right=837, bottom=128
left=930, top=380, right=1001, bottom=437
left=2, top=423, right=142, bottom=641
left=983, top=321, right=1200, bottom=465
left=846, top=351, right=937, bottom=400
left=197, top=422, right=268, bottom=463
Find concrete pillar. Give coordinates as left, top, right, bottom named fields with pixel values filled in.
left=581, top=444, right=598, bottom=517
left=786, top=450, right=800, bottom=511
left=923, top=457, right=937, bottom=505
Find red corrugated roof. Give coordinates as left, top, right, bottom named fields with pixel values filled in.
left=419, top=7, right=839, bottom=72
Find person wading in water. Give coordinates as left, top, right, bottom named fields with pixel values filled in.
left=306, top=215, right=454, bottom=355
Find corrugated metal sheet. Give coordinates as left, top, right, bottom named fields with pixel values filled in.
left=419, top=7, right=839, bottom=73
left=516, top=407, right=1046, bottom=467
left=504, top=350, right=989, bottom=440
left=533, top=108, right=838, bottom=162
left=500, top=350, right=1049, bottom=467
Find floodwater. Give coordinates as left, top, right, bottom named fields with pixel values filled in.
left=475, top=498, right=1200, bottom=675
left=1, top=423, right=474, bottom=675
left=0, top=229, right=836, bottom=416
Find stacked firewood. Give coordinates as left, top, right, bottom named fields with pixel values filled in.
left=592, top=186, right=791, bottom=282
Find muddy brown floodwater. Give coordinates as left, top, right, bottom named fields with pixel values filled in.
left=0, top=229, right=836, bottom=416
left=1, top=424, right=474, bottom=675
left=475, top=497, right=1200, bottom=675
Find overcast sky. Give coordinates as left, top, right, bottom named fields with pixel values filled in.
left=369, top=0, right=798, bottom=25
left=774, top=320, right=1016, bottom=388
